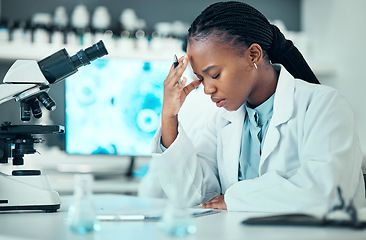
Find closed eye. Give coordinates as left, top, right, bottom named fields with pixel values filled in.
left=212, top=73, right=220, bottom=79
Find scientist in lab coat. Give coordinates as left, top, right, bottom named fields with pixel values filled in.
left=138, top=1, right=365, bottom=212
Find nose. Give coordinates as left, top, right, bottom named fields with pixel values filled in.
left=203, top=79, right=216, bottom=95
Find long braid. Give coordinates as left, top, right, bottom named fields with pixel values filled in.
left=188, top=1, right=320, bottom=84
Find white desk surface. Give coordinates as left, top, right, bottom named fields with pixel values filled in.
left=1, top=194, right=366, bottom=240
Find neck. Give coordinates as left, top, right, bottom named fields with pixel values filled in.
left=247, top=64, right=279, bottom=108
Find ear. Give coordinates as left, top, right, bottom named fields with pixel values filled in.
left=248, top=43, right=263, bottom=67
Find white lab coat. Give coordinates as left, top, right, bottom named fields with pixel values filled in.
left=138, top=66, right=365, bottom=212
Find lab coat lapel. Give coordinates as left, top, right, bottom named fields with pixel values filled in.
left=259, top=67, right=295, bottom=173
left=220, top=106, right=245, bottom=188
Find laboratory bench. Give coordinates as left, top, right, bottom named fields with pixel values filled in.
left=2, top=150, right=366, bottom=239
left=1, top=194, right=366, bottom=240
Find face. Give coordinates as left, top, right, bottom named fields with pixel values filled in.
left=187, top=37, right=257, bottom=111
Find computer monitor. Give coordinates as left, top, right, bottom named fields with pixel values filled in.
left=65, top=57, right=193, bottom=157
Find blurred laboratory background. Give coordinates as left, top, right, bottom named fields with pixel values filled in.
left=0, top=0, right=365, bottom=195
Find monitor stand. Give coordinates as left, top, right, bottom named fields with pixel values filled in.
left=125, top=156, right=135, bottom=178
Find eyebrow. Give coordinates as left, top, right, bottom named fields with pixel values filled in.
left=202, top=65, right=217, bottom=73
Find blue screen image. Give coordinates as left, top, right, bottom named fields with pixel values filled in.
left=65, top=57, right=189, bottom=156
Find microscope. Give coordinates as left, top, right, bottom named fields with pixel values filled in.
left=0, top=41, right=108, bottom=212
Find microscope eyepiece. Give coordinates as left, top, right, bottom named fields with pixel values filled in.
left=38, top=40, right=108, bottom=84
left=88, top=40, right=109, bottom=60
left=70, top=40, right=108, bottom=69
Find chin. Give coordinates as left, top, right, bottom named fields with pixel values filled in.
left=223, top=106, right=235, bottom=111
left=224, top=104, right=241, bottom=112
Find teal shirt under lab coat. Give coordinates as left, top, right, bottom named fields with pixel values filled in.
left=238, top=93, right=274, bottom=181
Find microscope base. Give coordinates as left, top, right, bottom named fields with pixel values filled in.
left=0, top=203, right=60, bottom=212
left=0, top=172, right=61, bottom=212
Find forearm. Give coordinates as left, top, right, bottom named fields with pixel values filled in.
left=157, top=131, right=220, bottom=207
left=161, top=112, right=178, bottom=148
left=150, top=124, right=221, bottom=207
left=160, top=54, right=198, bottom=148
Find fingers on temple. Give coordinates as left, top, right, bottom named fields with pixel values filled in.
left=183, top=80, right=201, bottom=94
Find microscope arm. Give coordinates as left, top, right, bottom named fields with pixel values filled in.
left=0, top=84, right=38, bottom=105
left=0, top=60, right=49, bottom=105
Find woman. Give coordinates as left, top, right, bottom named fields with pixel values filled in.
left=138, top=1, right=365, bottom=212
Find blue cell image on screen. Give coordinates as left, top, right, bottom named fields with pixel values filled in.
left=65, top=58, right=188, bottom=156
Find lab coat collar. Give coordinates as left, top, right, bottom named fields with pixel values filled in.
left=259, top=65, right=295, bottom=171
left=271, top=65, right=295, bottom=126
left=221, top=106, right=245, bottom=187
left=222, top=105, right=244, bottom=125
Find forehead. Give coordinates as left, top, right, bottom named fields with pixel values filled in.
left=187, top=37, right=243, bottom=71
left=187, top=37, right=233, bottom=55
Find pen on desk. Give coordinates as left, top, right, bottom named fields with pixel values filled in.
left=97, top=214, right=159, bottom=221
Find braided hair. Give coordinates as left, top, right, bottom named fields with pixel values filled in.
left=188, top=1, right=320, bottom=84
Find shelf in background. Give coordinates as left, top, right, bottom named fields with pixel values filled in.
left=0, top=41, right=336, bottom=78
left=0, top=40, right=184, bottom=62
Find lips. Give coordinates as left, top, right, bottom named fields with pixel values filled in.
left=211, top=97, right=226, bottom=108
